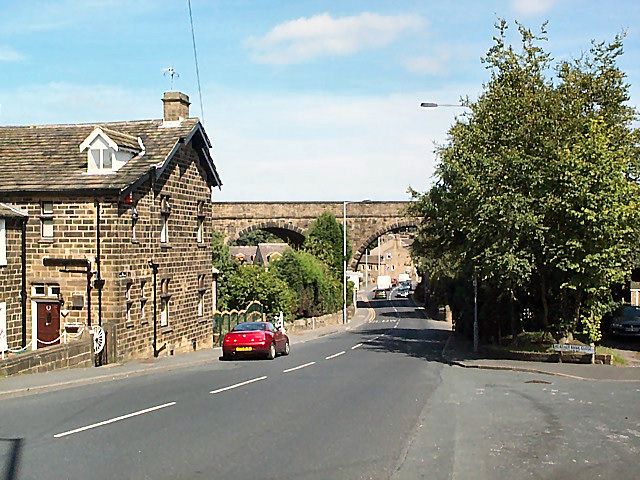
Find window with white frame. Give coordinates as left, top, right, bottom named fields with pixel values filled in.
left=197, top=291, right=204, bottom=317
left=160, top=215, right=168, bottom=243
left=41, top=202, right=54, bottom=239
left=196, top=201, right=205, bottom=244
left=160, top=298, right=169, bottom=326
left=197, top=274, right=206, bottom=317
left=0, top=218, right=6, bottom=267
left=197, top=217, right=204, bottom=244
left=0, top=301, right=7, bottom=353
left=89, top=147, right=113, bottom=171
left=160, top=278, right=170, bottom=326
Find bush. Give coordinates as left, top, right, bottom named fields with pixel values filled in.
left=222, top=265, right=295, bottom=320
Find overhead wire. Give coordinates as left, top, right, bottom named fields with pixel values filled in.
left=187, top=0, right=205, bottom=124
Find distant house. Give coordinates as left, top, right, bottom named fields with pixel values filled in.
left=0, top=91, right=222, bottom=363
left=229, top=246, right=258, bottom=265
left=255, top=243, right=289, bottom=267
left=229, top=242, right=289, bottom=268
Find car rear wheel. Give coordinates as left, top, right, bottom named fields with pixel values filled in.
left=267, top=342, right=276, bottom=360
left=282, top=340, right=290, bottom=356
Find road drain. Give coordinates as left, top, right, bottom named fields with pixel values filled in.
left=525, top=379, right=552, bottom=384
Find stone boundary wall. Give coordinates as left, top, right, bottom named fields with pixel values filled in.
left=288, top=306, right=355, bottom=333
left=0, top=331, right=93, bottom=377
left=480, top=345, right=612, bottom=365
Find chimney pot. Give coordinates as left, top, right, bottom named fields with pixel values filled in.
left=162, top=91, right=190, bottom=122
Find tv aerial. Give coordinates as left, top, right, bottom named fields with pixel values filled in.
left=162, top=67, right=180, bottom=90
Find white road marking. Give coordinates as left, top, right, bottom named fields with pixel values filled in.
left=54, top=402, right=176, bottom=438
left=351, top=343, right=363, bottom=350
left=325, top=351, right=346, bottom=360
left=210, top=376, right=268, bottom=394
left=283, top=361, right=316, bottom=373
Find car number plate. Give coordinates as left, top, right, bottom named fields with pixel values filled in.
left=236, top=346, right=252, bottom=351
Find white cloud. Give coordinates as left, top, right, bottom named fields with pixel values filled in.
left=246, top=12, right=425, bottom=65
left=0, top=45, right=24, bottom=62
left=511, top=0, right=557, bottom=16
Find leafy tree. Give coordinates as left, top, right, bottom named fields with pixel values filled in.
left=270, top=250, right=342, bottom=317
left=303, top=212, right=351, bottom=280
left=410, top=20, right=640, bottom=342
left=232, top=229, right=283, bottom=246
left=222, top=265, right=295, bottom=319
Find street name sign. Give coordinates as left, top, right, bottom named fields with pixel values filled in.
left=553, top=343, right=594, bottom=354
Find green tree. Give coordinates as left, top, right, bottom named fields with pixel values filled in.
left=232, top=229, right=283, bottom=246
left=270, top=249, right=342, bottom=317
left=222, top=265, right=295, bottom=319
left=410, top=21, right=640, bottom=341
left=303, top=212, right=351, bottom=280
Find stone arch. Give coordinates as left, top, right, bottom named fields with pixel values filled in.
left=350, top=220, right=417, bottom=270
left=232, top=221, right=306, bottom=247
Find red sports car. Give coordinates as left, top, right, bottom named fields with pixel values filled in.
left=222, top=321, right=290, bottom=360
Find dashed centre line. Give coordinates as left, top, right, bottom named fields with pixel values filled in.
left=325, top=351, right=346, bottom=360
left=54, top=401, right=176, bottom=438
left=351, top=343, right=363, bottom=350
left=210, top=376, right=268, bottom=394
left=283, top=361, right=316, bottom=373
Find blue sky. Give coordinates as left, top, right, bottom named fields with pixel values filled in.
left=1, top=0, right=639, bottom=201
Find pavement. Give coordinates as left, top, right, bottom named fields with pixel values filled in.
left=0, top=302, right=374, bottom=399
left=442, top=334, right=640, bottom=382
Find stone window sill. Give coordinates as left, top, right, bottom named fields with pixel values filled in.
left=160, top=326, right=173, bottom=335
left=198, top=317, right=209, bottom=324
left=140, top=320, right=149, bottom=326
left=39, top=238, right=54, bottom=244
left=197, top=243, right=207, bottom=249
left=125, top=320, right=135, bottom=329
left=160, top=243, right=172, bottom=250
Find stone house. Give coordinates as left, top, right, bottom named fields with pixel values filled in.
left=0, top=91, right=222, bottom=363
left=0, top=203, right=28, bottom=354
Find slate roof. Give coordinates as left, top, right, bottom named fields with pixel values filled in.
left=230, top=246, right=258, bottom=264
left=255, top=243, right=290, bottom=266
left=0, top=118, right=221, bottom=194
left=0, top=202, right=28, bottom=218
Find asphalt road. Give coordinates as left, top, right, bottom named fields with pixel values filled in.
left=1, top=292, right=639, bottom=480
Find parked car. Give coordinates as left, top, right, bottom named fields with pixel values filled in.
left=610, top=305, right=640, bottom=337
left=373, top=289, right=387, bottom=300
left=222, top=321, right=290, bottom=360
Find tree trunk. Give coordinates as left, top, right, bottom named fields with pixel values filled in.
left=509, top=289, right=518, bottom=339
left=540, top=274, right=549, bottom=328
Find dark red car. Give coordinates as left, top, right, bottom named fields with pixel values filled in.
left=222, top=321, right=290, bottom=360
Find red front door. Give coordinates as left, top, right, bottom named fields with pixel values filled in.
left=37, top=302, right=60, bottom=348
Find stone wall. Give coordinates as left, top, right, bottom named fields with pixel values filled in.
left=0, top=332, right=93, bottom=377
left=288, top=307, right=354, bottom=333
left=0, top=217, right=24, bottom=350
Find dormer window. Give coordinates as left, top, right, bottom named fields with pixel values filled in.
left=80, top=127, right=144, bottom=175
left=90, top=147, right=113, bottom=171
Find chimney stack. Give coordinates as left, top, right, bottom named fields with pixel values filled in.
left=162, top=92, right=190, bottom=122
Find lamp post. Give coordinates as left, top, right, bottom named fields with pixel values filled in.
left=343, top=200, right=371, bottom=324
left=420, top=102, right=464, bottom=108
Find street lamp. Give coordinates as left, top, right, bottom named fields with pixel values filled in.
left=420, top=102, right=464, bottom=108
left=343, top=200, right=371, bottom=324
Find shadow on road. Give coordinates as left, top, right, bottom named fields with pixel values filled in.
left=0, top=438, right=23, bottom=480
left=354, top=326, right=451, bottom=362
